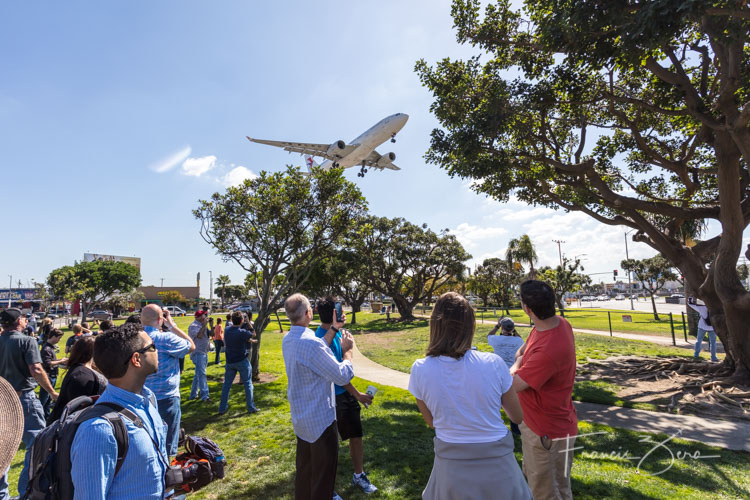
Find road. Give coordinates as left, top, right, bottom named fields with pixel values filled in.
left=569, top=297, right=690, bottom=315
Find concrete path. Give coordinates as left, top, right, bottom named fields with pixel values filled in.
left=352, top=344, right=749, bottom=452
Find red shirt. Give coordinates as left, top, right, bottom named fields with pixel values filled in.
left=516, top=316, right=577, bottom=438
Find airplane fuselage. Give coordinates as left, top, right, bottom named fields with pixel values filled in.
left=319, top=113, right=408, bottom=170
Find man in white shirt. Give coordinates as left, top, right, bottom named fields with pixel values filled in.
left=688, top=297, right=718, bottom=362
left=281, top=293, right=356, bottom=500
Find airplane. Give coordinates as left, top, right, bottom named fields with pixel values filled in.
left=246, top=113, right=408, bottom=177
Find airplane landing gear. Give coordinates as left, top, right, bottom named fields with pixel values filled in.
left=333, top=162, right=340, bottom=168
left=357, top=164, right=368, bottom=178
left=390, top=133, right=397, bottom=143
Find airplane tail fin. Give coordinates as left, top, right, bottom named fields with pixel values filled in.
left=305, top=155, right=319, bottom=174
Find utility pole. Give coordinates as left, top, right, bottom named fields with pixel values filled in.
left=7, top=275, right=12, bottom=307
left=552, top=240, right=565, bottom=267
left=160, top=278, right=164, bottom=288
left=625, top=231, right=634, bottom=310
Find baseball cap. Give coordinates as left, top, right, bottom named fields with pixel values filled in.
left=0, top=308, right=22, bottom=325
left=195, top=310, right=207, bottom=318
left=499, top=317, right=515, bottom=331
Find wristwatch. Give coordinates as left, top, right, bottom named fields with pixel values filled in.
left=330, top=326, right=340, bottom=334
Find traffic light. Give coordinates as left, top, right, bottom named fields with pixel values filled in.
left=613, top=269, right=618, bottom=280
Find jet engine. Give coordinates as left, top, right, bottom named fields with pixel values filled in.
left=378, top=152, right=396, bottom=166
left=326, top=140, right=346, bottom=156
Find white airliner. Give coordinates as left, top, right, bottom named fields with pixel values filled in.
left=246, top=113, right=408, bottom=177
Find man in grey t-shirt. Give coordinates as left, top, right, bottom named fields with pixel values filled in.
left=188, top=310, right=212, bottom=401
left=0, top=308, right=59, bottom=497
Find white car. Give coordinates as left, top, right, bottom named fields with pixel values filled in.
left=598, top=295, right=610, bottom=301
left=615, top=294, right=625, bottom=300
left=164, top=306, right=186, bottom=317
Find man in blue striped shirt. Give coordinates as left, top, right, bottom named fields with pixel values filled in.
left=281, top=294, right=356, bottom=500
left=71, top=323, right=169, bottom=499
left=141, top=304, right=195, bottom=456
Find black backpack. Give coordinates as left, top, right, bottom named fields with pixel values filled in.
left=24, top=395, right=136, bottom=500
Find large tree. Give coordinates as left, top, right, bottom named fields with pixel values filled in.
left=194, top=166, right=367, bottom=378
left=47, top=260, right=141, bottom=321
left=417, top=1, right=750, bottom=382
left=352, top=216, right=471, bottom=320
left=538, top=257, right=591, bottom=315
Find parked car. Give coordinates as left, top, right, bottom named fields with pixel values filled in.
left=234, top=304, right=256, bottom=314
left=163, top=306, right=186, bottom=317
left=87, top=310, right=113, bottom=320
left=615, top=294, right=625, bottom=300
left=598, top=295, right=610, bottom=301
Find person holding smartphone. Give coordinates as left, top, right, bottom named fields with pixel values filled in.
left=314, top=297, right=377, bottom=494
left=688, top=297, right=718, bottom=362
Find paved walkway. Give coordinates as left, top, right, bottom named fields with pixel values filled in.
left=352, top=344, right=749, bottom=452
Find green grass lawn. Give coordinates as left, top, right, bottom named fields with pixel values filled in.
left=412, top=304, right=691, bottom=338
left=6, top=314, right=749, bottom=499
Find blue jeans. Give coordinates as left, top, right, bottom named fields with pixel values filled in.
left=157, top=396, right=182, bottom=456
left=39, top=374, right=57, bottom=419
left=14, top=390, right=46, bottom=496
left=219, top=358, right=256, bottom=414
left=190, top=352, right=209, bottom=400
left=694, top=328, right=718, bottom=361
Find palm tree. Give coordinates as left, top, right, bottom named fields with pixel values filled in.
left=215, top=274, right=231, bottom=310
left=506, top=234, right=538, bottom=279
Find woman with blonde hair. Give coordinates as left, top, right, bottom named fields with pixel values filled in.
left=408, top=292, right=531, bottom=499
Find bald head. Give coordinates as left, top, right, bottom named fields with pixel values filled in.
left=140, top=304, right=163, bottom=328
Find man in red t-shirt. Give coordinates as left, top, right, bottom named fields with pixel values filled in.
left=511, top=280, right=577, bottom=500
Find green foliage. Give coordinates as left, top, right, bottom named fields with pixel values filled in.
left=417, top=0, right=750, bottom=379
left=351, top=216, right=471, bottom=319
left=158, top=289, right=186, bottom=306
left=538, top=257, right=591, bottom=312
left=47, top=260, right=141, bottom=318
left=468, top=257, right=521, bottom=309
left=506, top=235, right=537, bottom=278
left=621, top=256, right=677, bottom=320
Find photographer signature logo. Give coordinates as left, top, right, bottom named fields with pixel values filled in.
left=556, top=429, right=720, bottom=476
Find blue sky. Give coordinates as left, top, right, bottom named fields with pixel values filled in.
left=2, top=2, right=741, bottom=297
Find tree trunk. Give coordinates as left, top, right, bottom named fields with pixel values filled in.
left=393, top=295, right=415, bottom=320
left=649, top=293, right=660, bottom=321
left=556, top=297, right=566, bottom=317
left=249, top=313, right=272, bottom=381
left=684, top=281, right=698, bottom=337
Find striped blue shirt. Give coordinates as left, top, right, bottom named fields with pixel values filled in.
left=143, top=325, right=191, bottom=399
left=71, top=384, right=169, bottom=499
left=282, top=325, right=354, bottom=442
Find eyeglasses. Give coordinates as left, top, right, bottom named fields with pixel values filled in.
left=125, top=343, right=156, bottom=364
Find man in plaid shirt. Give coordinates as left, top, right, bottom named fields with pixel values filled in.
left=282, top=293, right=355, bottom=500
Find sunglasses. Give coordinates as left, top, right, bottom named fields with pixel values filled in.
left=125, top=342, right=156, bottom=364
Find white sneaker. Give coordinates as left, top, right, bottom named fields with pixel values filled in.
left=352, top=472, right=378, bottom=494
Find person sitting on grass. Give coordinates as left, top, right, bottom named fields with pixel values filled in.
left=218, top=311, right=258, bottom=415
left=314, top=297, right=377, bottom=494
left=409, top=292, right=530, bottom=499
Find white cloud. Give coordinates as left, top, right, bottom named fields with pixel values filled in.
left=149, top=146, right=191, bottom=173
left=450, top=223, right=508, bottom=249
left=222, top=166, right=258, bottom=187
left=181, top=155, right=217, bottom=177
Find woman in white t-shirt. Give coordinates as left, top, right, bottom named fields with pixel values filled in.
left=408, top=292, right=531, bottom=500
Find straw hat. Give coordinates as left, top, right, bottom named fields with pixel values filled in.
left=0, top=377, right=24, bottom=473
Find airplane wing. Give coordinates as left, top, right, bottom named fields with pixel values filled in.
left=246, top=137, right=358, bottom=160
left=364, top=150, right=401, bottom=170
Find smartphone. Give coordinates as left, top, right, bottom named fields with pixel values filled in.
left=334, top=302, right=344, bottom=322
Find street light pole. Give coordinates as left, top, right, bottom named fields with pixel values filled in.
left=625, top=231, right=634, bottom=310
left=209, top=270, right=213, bottom=312
left=552, top=239, right=565, bottom=267
left=7, top=275, right=11, bottom=307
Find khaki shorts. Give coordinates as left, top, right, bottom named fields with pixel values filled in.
left=519, top=421, right=576, bottom=500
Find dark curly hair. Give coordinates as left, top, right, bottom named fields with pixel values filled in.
left=94, top=322, right=146, bottom=379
